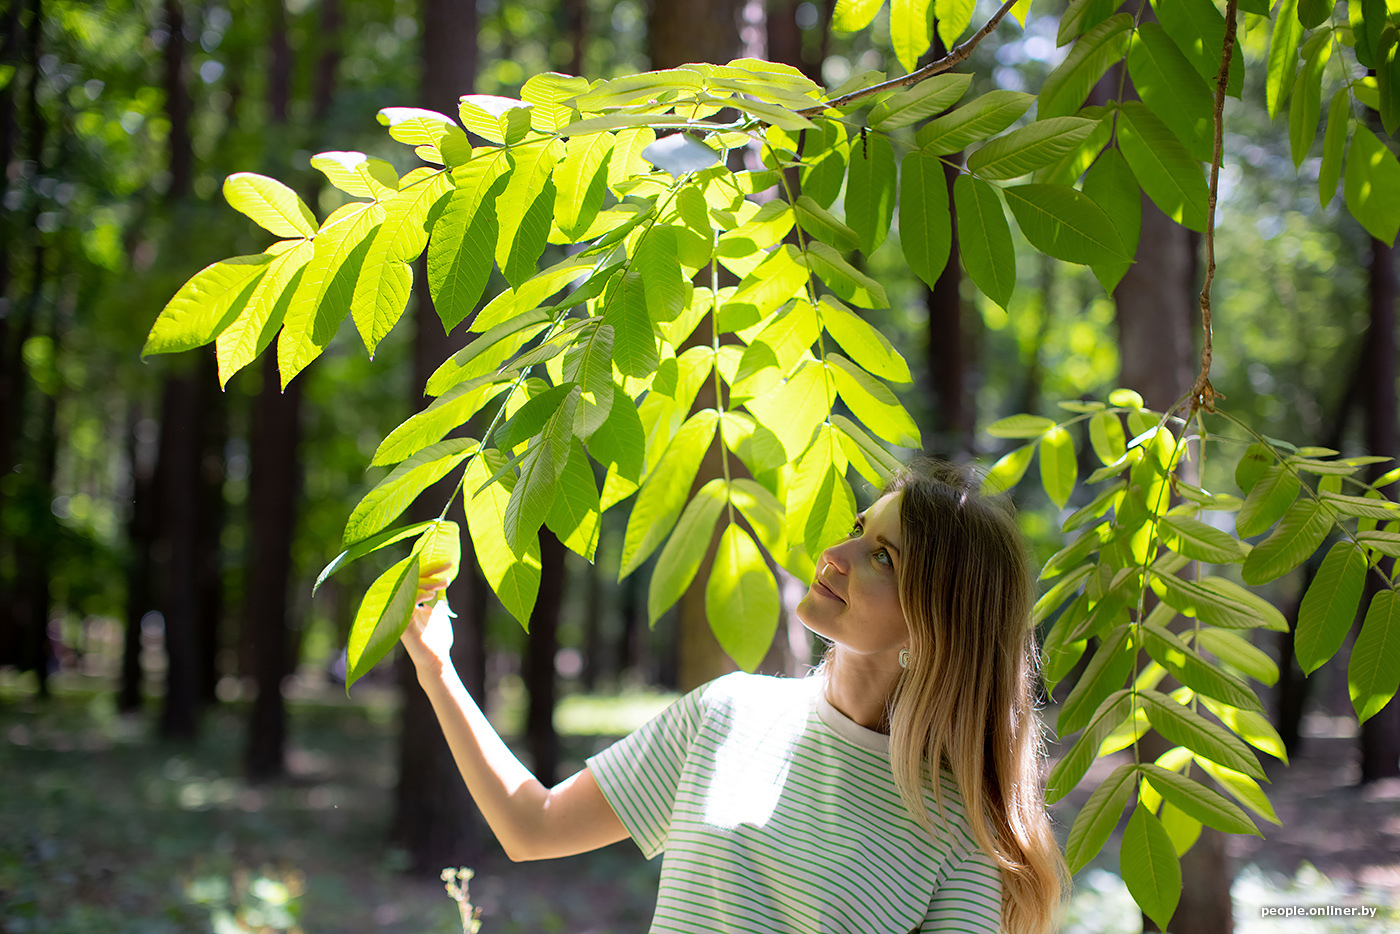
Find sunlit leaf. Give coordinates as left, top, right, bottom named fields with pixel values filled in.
left=1350, top=590, right=1400, bottom=723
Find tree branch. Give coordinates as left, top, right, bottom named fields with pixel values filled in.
left=1189, top=0, right=1238, bottom=414
left=796, top=0, right=1020, bottom=117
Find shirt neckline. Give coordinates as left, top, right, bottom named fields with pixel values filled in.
left=814, top=683, right=891, bottom=754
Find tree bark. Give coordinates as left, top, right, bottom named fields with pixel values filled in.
left=162, top=0, right=192, bottom=200
left=391, top=0, right=484, bottom=875
left=526, top=531, right=567, bottom=787
left=1360, top=233, right=1399, bottom=783
left=197, top=352, right=226, bottom=704
left=244, top=355, right=303, bottom=780
left=158, top=369, right=203, bottom=740
left=926, top=155, right=970, bottom=458
left=119, top=407, right=159, bottom=710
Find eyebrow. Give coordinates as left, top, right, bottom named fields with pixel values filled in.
left=876, top=535, right=901, bottom=557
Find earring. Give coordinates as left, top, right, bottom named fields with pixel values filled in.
left=899, top=648, right=909, bottom=669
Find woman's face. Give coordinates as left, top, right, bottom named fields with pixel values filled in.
left=796, top=490, right=909, bottom=657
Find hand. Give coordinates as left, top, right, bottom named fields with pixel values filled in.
left=402, top=560, right=456, bottom=670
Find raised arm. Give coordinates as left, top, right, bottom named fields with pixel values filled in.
left=401, top=569, right=628, bottom=861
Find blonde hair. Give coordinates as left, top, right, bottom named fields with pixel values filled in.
left=829, top=461, right=1066, bottom=934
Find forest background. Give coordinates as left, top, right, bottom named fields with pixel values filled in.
left=1, top=0, right=1399, bottom=931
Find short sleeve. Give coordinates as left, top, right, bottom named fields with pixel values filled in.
left=920, top=849, right=1003, bottom=933
left=585, top=682, right=708, bottom=859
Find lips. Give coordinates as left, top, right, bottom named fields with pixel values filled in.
left=813, top=578, right=844, bottom=604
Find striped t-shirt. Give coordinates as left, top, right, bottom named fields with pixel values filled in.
left=586, top=672, right=1003, bottom=934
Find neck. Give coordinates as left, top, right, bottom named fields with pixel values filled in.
left=822, top=646, right=904, bottom=732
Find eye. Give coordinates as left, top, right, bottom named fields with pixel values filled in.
left=849, top=520, right=863, bottom=538
left=874, top=548, right=893, bottom=568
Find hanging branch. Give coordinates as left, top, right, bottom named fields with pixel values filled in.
left=1190, top=0, right=1239, bottom=414
left=796, top=0, right=1020, bottom=116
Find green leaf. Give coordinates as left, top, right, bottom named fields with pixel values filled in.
left=891, top=0, right=934, bottom=72
left=899, top=150, right=952, bottom=289
left=1358, top=530, right=1400, bottom=558
left=1121, top=803, right=1182, bottom=932
left=1046, top=690, right=1136, bottom=803
left=1195, top=628, right=1279, bottom=687
left=1235, top=464, right=1302, bottom=538
left=589, top=383, right=646, bottom=508
left=1128, top=25, right=1214, bottom=162
left=1350, top=590, right=1400, bottom=722
left=1142, top=623, right=1264, bottom=712
left=1318, top=489, right=1400, bottom=520
left=845, top=132, right=897, bottom=254
left=1344, top=124, right=1400, bottom=246
left=1059, top=623, right=1136, bottom=735
left=707, top=523, right=781, bottom=672
left=1149, top=0, right=1243, bottom=98
left=427, top=154, right=510, bottom=333
left=1038, top=425, right=1077, bottom=508
left=869, top=73, right=972, bottom=129
left=606, top=271, right=659, bottom=378
left=1267, top=0, right=1305, bottom=120
left=1289, top=35, right=1332, bottom=168
left=562, top=322, right=616, bottom=439
left=545, top=439, right=602, bottom=561
left=746, top=359, right=831, bottom=461
left=144, top=254, right=273, bottom=357
left=954, top=175, right=1016, bottom=309
left=1297, top=0, right=1331, bottom=28
left=424, top=307, right=552, bottom=397
left=969, top=117, right=1099, bottom=180
left=311, top=150, right=396, bottom=199
left=503, top=387, right=579, bottom=556
left=1040, top=595, right=1091, bottom=691
left=215, top=241, right=313, bottom=387
left=818, top=296, right=911, bottom=383
left=1142, top=761, right=1265, bottom=840
left=832, top=0, right=883, bottom=32
left=554, top=133, right=614, bottom=240
left=521, top=72, right=588, bottom=132
left=915, top=91, right=1036, bottom=153
left=983, top=442, right=1036, bottom=496
left=726, top=245, right=809, bottom=328
left=1002, top=183, right=1130, bottom=265
left=1234, top=442, right=1273, bottom=494
left=1033, top=563, right=1095, bottom=627
left=798, top=119, right=849, bottom=208
left=1296, top=541, right=1368, bottom=674
left=1056, top=0, right=1119, bottom=45
left=1080, top=150, right=1136, bottom=293
left=343, top=438, right=478, bottom=547
left=1138, top=688, right=1265, bottom=780
left=1061, top=480, right=1124, bottom=534
left=935, top=0, right=976, bottom=47
left=377, top=106, right=470, bottom=164
left=314, top=521, right=435, bottom=596
left=374, top=376, right=510, bottom=468
left=1065, top=762, right=1137, bottom=874
left=1117, top=101, right=1209, bottom=233
left=223, top=173, right=317, bottom=238
left=1039, top=14, right=1134, bottom=119
left=1353, top=0, right=1387, bottom=69
left=1192, top=755, right=1280, bottom=825
left=572, top=70, right=701, bottom=110
left=495, top=383, right=577, bottom=451
left=1089, top=410, right=1126, bottom=465
left=635, top=225, right=690, bottom=323
left=1159, top=515, right=1248, bottom=564
left=345, top=554, right=420, bottom=690
left=353, top=172, right=454, bottom=357
left=802, top=241, right=889, bottom=308
left=497, top=142, right=564, bottom=286
left=1378, top=29, right=1400, bottom=135
left=827, top=354, right=922, bottom=449
left=464, top=453, right=541, bottom=627
left=649, top=479, right=729, bottom=625
left=794, top=195, right=858, bottom=252
left=1196, top=694, right=1288, bottom=763
left=620, top=410, right=719, bottom=577
left=1241, top=498, right=1332, bottom=584
left=832, top=415, right=902, bottom=486
left=1153, top=572, right=1289, bottom=632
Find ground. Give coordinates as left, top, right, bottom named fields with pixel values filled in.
left=1, top=670, right=1397, bottom=933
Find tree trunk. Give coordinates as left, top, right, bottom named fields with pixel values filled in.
left=526, top=531, right=567, bottom=786
left=198, top=352, right=226, bottom=704
left=244, top=355, right=303, bottom=780
left=1360, top=233, right=1399, bottom=783
left=119, top=407, right=159, bottom=711
left=391, top=0, right=483, bottom=875
left=162, top=0, right=192, bottom=200
left=158, top=369, right=203, bottom=740
left=926, top=155, right=970, bottom=458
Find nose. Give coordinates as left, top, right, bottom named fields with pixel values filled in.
left=818, top=539, right=853, bottom=577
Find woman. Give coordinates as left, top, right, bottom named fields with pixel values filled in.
left=401, top=461, right=1065, bottom=933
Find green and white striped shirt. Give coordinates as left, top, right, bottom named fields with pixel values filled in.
left=587, top=672, right=1003, bottom=934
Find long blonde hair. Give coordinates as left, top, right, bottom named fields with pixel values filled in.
left=845, top=461, right=1066, bottom=934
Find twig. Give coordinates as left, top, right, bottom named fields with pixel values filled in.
left=1189, top=0, right=1238, bottom=416
left=796, top=0, right=1021, bottom=117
